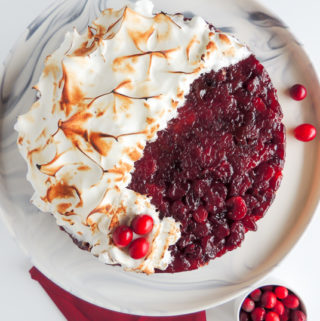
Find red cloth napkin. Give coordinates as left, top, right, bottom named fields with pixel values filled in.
left=30, top=267, right=206, bottom=321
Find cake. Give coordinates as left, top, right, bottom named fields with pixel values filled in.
left=15, top=0, right=285, bottom=274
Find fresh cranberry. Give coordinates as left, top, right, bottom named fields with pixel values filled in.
left=251, top=307, right=266, bottom=321
left=291, top=310, right=306, bottom=321
left=283, top=294, right=300, bottom=309
left=272, top=301, right=285, bottom=316
left=112, top=225, right=133, bottom=247
left=261, top=291, right=277, bottom=309
left=265, top=311, right=280, bottom=321
left=226, top=196, right=247, bottom=220
left=242, top=297, right=255, bottom=312
left=261, top=285, right=274, bottom=291
left=274, top=286, right=288, bottom=299
left=290, top=84, right=307, bottom=101
left=193, top=207, right=208, bottom=223
left=294, top=123, right=316, bottom=142
left=240, top=311, right=249, bottom=321
left=131, top=215, right=154, bottom=235
left=250, top=288, right=262, bottom=302
left=280, top=308, right=289, bottom=321
left=129, top=237, right=149, bottom=259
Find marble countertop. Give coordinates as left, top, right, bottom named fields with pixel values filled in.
left=0, top=0, right=319, bottom=320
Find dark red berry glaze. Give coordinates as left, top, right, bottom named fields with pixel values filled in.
left=128, top=55, right=285, bottom=273
left=193, top=207, right=208, bottom=223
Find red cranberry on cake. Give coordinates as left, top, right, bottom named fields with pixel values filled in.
left=15, top=0, right=285, bottom=273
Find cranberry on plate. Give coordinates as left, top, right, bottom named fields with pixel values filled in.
left=294, top=124, right=316, bottom=142
left=289, top=84, right=307, bottom=101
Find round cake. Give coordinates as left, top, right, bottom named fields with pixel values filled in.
left=15, top=0, right=285, bottom=274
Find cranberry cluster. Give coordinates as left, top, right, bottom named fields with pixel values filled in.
left=240, top=285, right=306, bottom=321
left=129, top=55, right=285, bottom=272
left=112, top=215, right=154, bottom=259
left=290, top=83, right=316, bottom=142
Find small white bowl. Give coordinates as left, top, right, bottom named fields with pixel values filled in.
left=235, top=277, right=307, bottom=321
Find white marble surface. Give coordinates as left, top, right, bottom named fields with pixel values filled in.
left=0, top=0, right=319, bottom=320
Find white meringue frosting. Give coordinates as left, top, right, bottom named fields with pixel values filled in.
left=15, top=0, right=250, bottom=273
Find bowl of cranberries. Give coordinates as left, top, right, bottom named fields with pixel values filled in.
left=237, top=280, right=307, bottom=321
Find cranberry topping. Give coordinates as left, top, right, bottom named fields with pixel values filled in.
left=112, top=225, right=133, bottom=248
left=131, top=215, right=154, bottom=235
left=226, top=196, right=247, bottom=220
left=294, top=124, right=316, bottom=142
left=129, top=237, right=149, bottom=259
left=129, top=55, right=285, bottom=272
left=290, top=84, right=307, bottom=101
left=193, top=207, right=208, bottom=223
